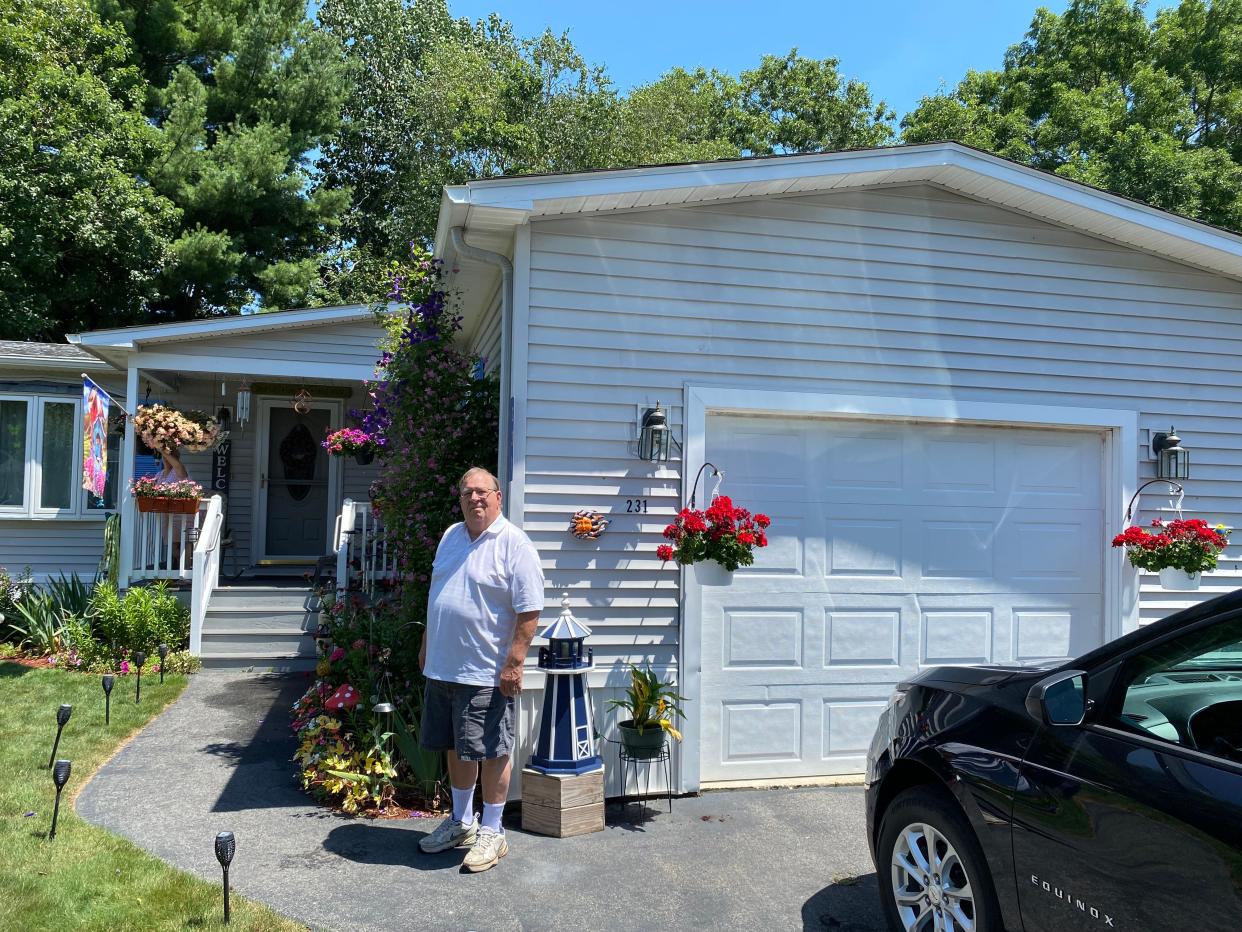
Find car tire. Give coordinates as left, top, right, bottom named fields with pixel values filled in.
left=876, top=786, right=1003, bottom=932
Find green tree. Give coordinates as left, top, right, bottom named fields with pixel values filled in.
left=903, top=0, right=1242, bottom=231
left=317, top=0, right=621, bottom=277
left=0, top=0, right=177, bottom=340
left=95, top=0, right=350, bottom=319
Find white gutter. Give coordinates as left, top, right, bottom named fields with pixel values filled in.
left=449, top=227, right=515, bottom=503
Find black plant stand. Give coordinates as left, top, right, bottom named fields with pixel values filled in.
left=613, top=738, right=673, bottom=823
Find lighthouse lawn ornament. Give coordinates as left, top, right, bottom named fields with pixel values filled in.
left=522, top=593, right=605, bottom=837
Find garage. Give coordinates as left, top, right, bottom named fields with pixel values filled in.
left=698, top=413, right=1107, bottom=782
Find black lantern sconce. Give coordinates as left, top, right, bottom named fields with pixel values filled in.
left=215, top=831, right=236, bottom=923
left=158, top=643, right=169, bottom=684
left=133, top=651, right=146, bottom=703
left=101, top=675, right=114, bottom=725
left=637, top=401, right=681, bottom=463
left=49, top=759, right=71, bottom=839
left=48, top=704, right=72, bottom=769
left=1152, top=427, right=1190, bottom=480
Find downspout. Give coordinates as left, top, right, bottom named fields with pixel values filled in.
left=449, top=226, right=514, bottom=507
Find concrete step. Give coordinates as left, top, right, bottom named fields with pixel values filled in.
left=203, top=607, right=318, bottom=631
left=201, top=628, right=317, bottom=652
left=199, top=651, right=318, bottom=673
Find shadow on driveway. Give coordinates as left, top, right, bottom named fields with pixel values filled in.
left=802, top=872, right=884, bottom=932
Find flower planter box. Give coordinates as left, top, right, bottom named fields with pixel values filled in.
left=1159, top=567, right=1202, bottom=591
left=693, top=560, right=732, bottom=586
left=137, top=497, right=200, bottom=515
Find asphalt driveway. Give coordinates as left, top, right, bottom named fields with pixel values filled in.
left=76, top=671, right=884, bottom=931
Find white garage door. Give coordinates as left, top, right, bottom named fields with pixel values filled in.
left=699, top=415, right=1105, bottom=783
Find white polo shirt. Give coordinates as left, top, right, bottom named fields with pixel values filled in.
left=424, top=514, right=546, bottom=686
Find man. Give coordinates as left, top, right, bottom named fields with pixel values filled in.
left=418, top=466, right=545, bottom=872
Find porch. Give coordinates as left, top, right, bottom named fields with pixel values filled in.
left=67, top=306, right=394, bottom=667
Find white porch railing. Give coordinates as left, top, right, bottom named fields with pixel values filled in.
left=134, top=503, right=203, bottom=581
left=189, top=495, right=224, bottom=655
left=334, top=498, right=395, bottom=596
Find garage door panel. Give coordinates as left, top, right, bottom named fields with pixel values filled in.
left=700, top=415, right=1105, bottom=783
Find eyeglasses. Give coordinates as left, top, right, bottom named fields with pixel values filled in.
left=460, top=488, right=498, bottom=500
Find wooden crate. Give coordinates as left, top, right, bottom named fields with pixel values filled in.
left=521, top=767, right=605, bottom=838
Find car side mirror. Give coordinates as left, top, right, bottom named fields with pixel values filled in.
left=1026, top=670, right=1088, bottom=726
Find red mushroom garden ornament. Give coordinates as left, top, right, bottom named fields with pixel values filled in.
left=324, top=684, right=360, bottom=711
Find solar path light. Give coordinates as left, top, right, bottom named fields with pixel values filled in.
left=373, top=702, right=395, bottom=754
left=48, top=704, right=72, bottom=769
left=133, top=651, right=146, bottom=703
left=101, top=674, right=114, bottom=724
left=49, top=760, right=71, bottom=839
left=215, top=831, right=236, bottom=923
left=158, top=643, right=169, bottom=683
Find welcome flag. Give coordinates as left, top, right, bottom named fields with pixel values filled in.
left=82, top=377, right=109, bottom=498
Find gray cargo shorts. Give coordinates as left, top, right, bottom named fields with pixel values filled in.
left=419, top=678, right=515, bottom=762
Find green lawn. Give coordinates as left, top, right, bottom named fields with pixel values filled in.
left=0, top=662, right=304, bottom=931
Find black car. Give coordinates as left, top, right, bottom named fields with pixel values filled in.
left=865, top=590, right=1242, bottom=932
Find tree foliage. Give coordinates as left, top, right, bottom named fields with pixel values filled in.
left=902, top=0, right=1242, bottom=231
left=95, top=0, right=351, bottom=319
left=0, top=0, right=177, bottom=340
left=317, top=0, right=895, bottom=281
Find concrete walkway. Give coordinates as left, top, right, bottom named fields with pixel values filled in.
left=76, top=671, right=883, bottom=932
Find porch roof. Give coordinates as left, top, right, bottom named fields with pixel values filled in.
left=66, top=304, right=383, bottom=381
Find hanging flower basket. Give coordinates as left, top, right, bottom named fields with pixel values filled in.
left=1111, top=518, right=1230, bottom=590
left=133, top=404, right=220, bottom=454
left=693, top=560, right=732, bottom=586
left=1158, top=567, right=1202, bottom=591
left=657, top=495, right=770, bottom=584
left=354, top=449, right=375, bottom=466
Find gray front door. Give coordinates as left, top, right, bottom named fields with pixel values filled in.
left=261, top=405, right=333, bottom=559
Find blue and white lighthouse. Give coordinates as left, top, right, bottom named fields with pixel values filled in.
left=530, top=593, right=603, bottom=775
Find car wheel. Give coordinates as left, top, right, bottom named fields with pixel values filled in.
left=876, top=786, right=1002, bottom=932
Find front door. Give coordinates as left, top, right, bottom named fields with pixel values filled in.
left=255, top=398, right=341, bottom=563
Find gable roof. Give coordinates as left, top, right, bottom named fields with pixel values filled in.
left=0, top=340, right=109, bottom=372
left=436, top=141, right=1242, bottom=284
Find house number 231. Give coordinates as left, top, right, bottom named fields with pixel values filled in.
left=625, top=499, right=649, bottom=513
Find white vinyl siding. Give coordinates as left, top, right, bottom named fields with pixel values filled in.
left=519, top=183, right=1242, bottom=696
left=164, top=320, right=383, bottom=369
left=468, top=288, right=503, bottom=376
left=0, top=520, right=109, bottom=582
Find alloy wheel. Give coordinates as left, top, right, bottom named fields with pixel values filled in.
left=890, top=820, right=976, bottom=932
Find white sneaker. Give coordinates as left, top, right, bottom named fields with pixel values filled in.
left=462, top=827, right=508, bottom=872
left=419, top=815, right=479, bottom=853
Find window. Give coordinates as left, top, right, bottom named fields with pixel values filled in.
left=0, top=392, right=117, bottom=519
left=1112, top=615, right=1242, bottom=765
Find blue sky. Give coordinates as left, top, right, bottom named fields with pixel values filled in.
left=449, top=0, right=1179, bottom=121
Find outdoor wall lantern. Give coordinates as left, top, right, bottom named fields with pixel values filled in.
left=48, top=704, right=72, bottom=769
left=49, top=760, right=71, bottom=840
left=101, top=675, right=114, bottom=725
left=214, top=831, right=236, bottom=923
left=1153, top=426, right=1190, bottom=480
left=638, top=402, right=680, bottom=462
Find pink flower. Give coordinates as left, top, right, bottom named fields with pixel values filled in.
left=120, top=661, right=130, bottom=674
left=329, top=647, right=345, bottom=663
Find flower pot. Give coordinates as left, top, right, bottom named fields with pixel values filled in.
left=1159, top=567, right=1202, bottom=591
left=693, top=560, right=733, bottom=586
left=618, top=720, right=667, bottom=760
left=137, top=496, right=199, bottom=514
left=353, top=449, right=375, bottom=466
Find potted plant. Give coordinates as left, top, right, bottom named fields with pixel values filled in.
left=607, top=664, right=686, bottom=759
left=656, top=495, right=771, bottom=585
left=322, top=427, right=382, bottom=465
left=1111, top=518, right=1231, bottom=590
left=133, top=404, right=220, bottom=454
left=129, top=476, right=204, bottom=514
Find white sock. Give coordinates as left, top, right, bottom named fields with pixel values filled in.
left=481, top=802, right=504, bottom=833
left=451, top=785, right=476, bottom=825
